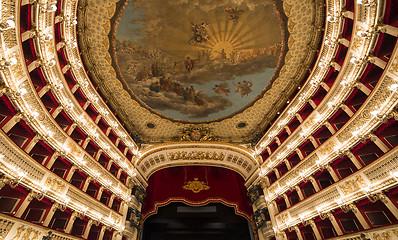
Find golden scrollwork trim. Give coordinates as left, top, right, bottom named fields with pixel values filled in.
left=137, top=143, right=256, bottom=165
left=182, top=178, right=210, bottom=193
left=168, top=151, right=225, bottom=161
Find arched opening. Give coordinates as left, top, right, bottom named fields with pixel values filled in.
left=141, top=202, right=254, bottom=240
left=140, top=166, right=255, bottom=239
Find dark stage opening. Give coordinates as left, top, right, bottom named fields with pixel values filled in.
left=140, top=202, right=254, bottom=240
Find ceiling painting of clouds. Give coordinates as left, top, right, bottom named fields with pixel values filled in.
left=112, top=0, right=288, bottom=122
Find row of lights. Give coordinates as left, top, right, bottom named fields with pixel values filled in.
left=60, top=12, right=138, bottom=152
left=259, top=6, right=380, bottom=165
left=277, top=168, right=396, bottom=231
left=259, top=3, right=386, bottom=204
left=0, top=0, right=129, bottom=234
left=2, top=48, right=132, bottom=204
left=265, top=85, right=394, bottom=204
left=258, top=85, right=349, bottom=178
left=254, top=1, right=346, bottom=156
left=0, top=2, right=143, bottom=209
left=56, top=8, right=138, bottom=153
left=0, top=154, right=124, bottom=231
left=254, top=0, right=386, bottom=235
left=274, top=42, right=396, bottom=240
left=18, top=80, right=130, bottom=196
left=50, top=79, right=137, bottom=179
left=256, top=5, right=380, bottom=182
left=60, top=23, right=141, bottom=171
left=65, top=34, right=138, bottom=154
left=29, top=5, right=141, bottom=183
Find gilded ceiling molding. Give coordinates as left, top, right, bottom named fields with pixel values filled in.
left=76, top=0, right=324, bottom=143
left=136, top=143, right=260, bottom=181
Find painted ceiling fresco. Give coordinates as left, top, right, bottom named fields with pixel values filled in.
left=114, top=0, right=286, bottom=122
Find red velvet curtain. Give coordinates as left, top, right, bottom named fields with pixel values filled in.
left=142, top=166, right=253, bottom=221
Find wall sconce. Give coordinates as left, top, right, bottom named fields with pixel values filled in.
left=9, top=170, right=26, bottom=188
left=318, top=208, right=329, bottom=220
left=299, top=214, right=311, bottom=226
left=336, top=199, right=354, bottom=213
left=60, top=197, right=69, bottom=211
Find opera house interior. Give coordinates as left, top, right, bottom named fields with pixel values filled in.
left=0, top=0, right=397, bottom=239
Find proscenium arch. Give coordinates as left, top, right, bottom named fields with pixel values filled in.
left=141, top=166, right=255, bottom=222
left=135, top=143, right=261, bottom=183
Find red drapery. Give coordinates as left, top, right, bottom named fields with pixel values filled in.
left=141, top=166, right=253, bottom=221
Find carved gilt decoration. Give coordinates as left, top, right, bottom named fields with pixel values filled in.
left=133, top=185, right=146, bottom=204
left=253, top=208, right=269, bottom=230
left=12, top=226, right=40, bottom=240
left=182, top=178, right=210, bottom=193
left=247, top=184, right=261, bottom=204
left=0, top=219, right=13, bottom=240
left=339, top=176, right=366, bottom=195
left=128, top=207, right=142, bottom=229
left=44, top=177, right=66, bottom=194
left=168, top=151, right=225, bottom=161
left=372, top=229, right=398, bottom=240
left=177, top=127, right=217, bottom=142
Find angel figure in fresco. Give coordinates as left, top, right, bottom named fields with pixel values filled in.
left=184, top=57, right=197, bottom=72
left=213, top=84, right=230, bottom=96
left=233, top=81, right=253, bottom=97
left=188, top=22, right=210, bottom=44
left=224, top=6, right=245, bottom=22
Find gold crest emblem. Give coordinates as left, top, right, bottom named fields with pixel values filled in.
left=182, top=178, right=210, bottom=193
left=178, top=126, right=217, bottom=141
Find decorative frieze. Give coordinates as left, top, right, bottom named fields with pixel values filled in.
left=137, top=144, right=258, bottom=180
left=168, top=151, right=225, bottom=161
